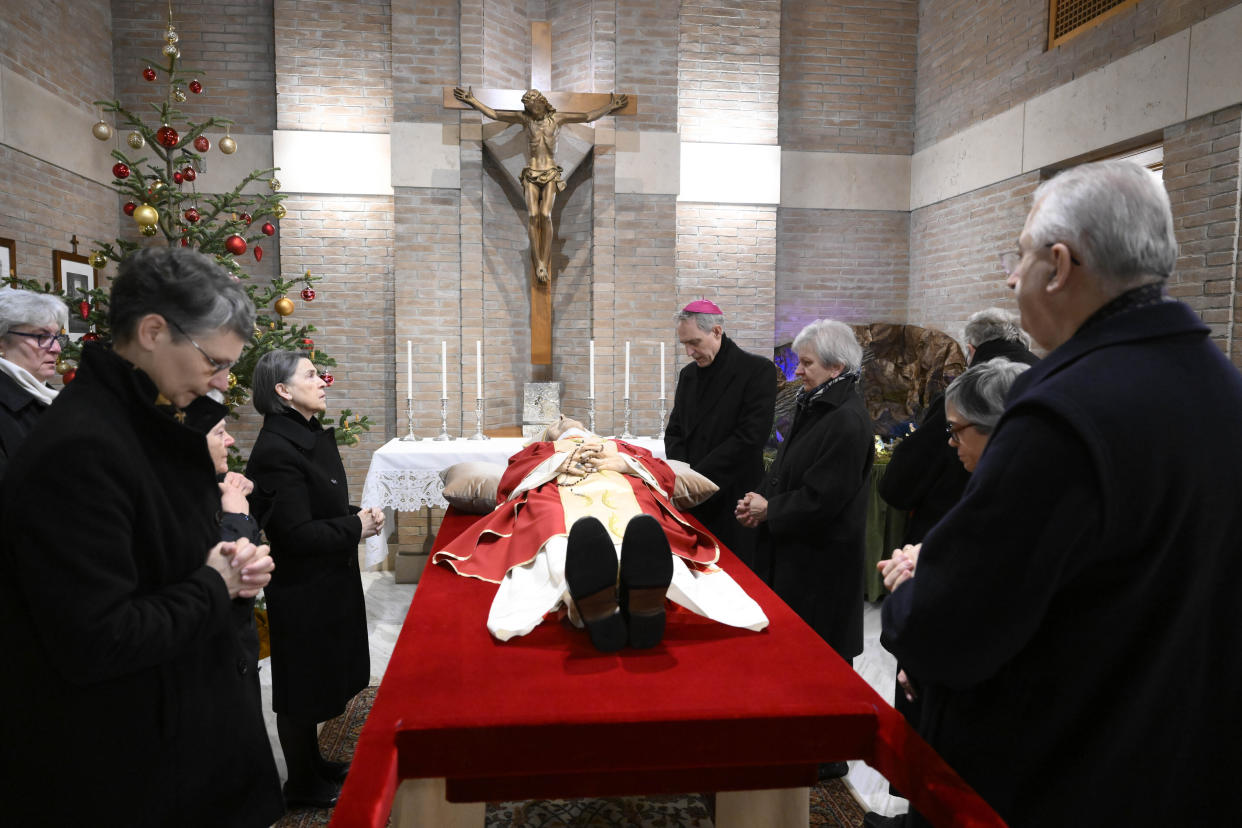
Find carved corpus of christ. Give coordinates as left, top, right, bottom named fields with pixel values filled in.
left=451, top=86, right=628, bottom=285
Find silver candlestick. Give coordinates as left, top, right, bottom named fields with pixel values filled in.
left=655, top=398, right=666, bottom=441
left=434, top=397, right=452, bottom=440
left=469, top=396, right=489, bottom=440
left=620, top=397, right=635, bottom=439
left=399, top=397, right=418, bottom=441
left=588, top=397, right=596, bottom=435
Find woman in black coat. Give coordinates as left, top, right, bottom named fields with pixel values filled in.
left=0, top=248, right=282, bottom=827
left=246, top=349, right=383, bottom=808
left=0, top=289, right=68, bottom=483
left=737, top=319, right=874, bottom=662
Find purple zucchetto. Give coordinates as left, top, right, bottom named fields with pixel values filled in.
left=681, top=299, right=723, bottom=315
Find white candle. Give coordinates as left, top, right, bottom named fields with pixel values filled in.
left=660, top=342, right=666, bottom=400
left=475, top=340, right=482, bottom=399
left=589, top=340, right=595, bottom=399
left=440, top=341, right=447, bottom=399
left=624, top=341, right=631, bottom=399
left=406, top=340, right=412, bottom=400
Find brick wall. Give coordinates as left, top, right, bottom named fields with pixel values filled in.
left=482, top=0, right=530, bottom=88
left=679, top=0, right=781, bottom=145
left=915, top=0, right=1241, bottom=151
left=617, top=0, right=679, bottom=132
left=1164, top=105, right=1242, bottom=363
left=549, top=0, right=591, bottom=92
left=776, top=208, right=910, bottom=344
left=549, top=155, right=596, bottom=427
left=779, top=0, right=917, bottom=154
left=274, top=0, right=393, bottom=132
left=393, top=0, right=460, bottom=124
left=112, top=0, right=276, bottom=134
left=2, top=0, right=113, bottom=111
left=675, top=203, right=778, bottom=357
left=906, top=173, right=1041, bottom=343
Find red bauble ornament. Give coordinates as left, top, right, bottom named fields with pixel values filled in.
left=253, top=245, right=263, bottom=262
left=184, top=207, right=200, bottom=223
left=301, top=287, right=316, bottom=302
left=112, top=162, right=130, bottom=179
left=156, top=125, right=179, bottom=148
left=321, top=373, right=334, bottom=386
left=193, top=135, right=210, bottom=153
left=189, top=79, right=202, bottom=94
left=240, top=212, right=252, bottom=225
left=62, top=369, right=76, bottom=384
left=173, top=171, right=184, bottom=184
left=142, top=66, right=157, bottom=82
left=78, top=301, right=90, bottom=320
left=224, top=235, right=247, bottom=256
left=180, top=238, right=189, bottom=247
left=301, top=337, right=314, bottom=348
left=82, top=332, right=99, bottom=343
left=182, top=166, right=196, bottom=182
left=123, top=201, right=137, bottom=216
left=261, top=222, right=275, bottom=236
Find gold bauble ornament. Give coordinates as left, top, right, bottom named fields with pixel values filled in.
left=162, top=43, right=180, bottom=59
left=132, top=203, right=159, bottom=225
left=89, top=251, right=107, bottom=269
left=91, top=119, right=112, bottom=141
left=174, top=88, right=187, bottom=103
left=148, top=180, right=166, bottom=197
left=165, top=28, right=179, bottom=44
left=227, top=372, right=237, bottom=390
left=268, top=178, right=281, bottom=192
left=140, top=224, right=159, bottom=237
left=55, top=358, right=71, bottom=375
left=274, top=297, right=295, bottom=317
left=127, top=130, right=145, bottom=149
left=273, top=204, right=287, bottom=219
left=219, top=135, right=237, bottom=155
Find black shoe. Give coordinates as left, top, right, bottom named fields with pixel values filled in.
left=565, top=517, right=625, bottom=652
left=283, top=777, right=339, bottom=810
left=317, top=758, right=350, bottom=784
left=817, top=761, right=849, bottom=780
left=619, top=515, right=674, bottom=649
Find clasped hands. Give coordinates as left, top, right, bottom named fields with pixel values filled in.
left=557, top=442, right=626, bottom=479
left=359, top=506, right=385, bottom=540
left=877, top=543, right=921, bottom=593
left=734, top=492, right=768, bottom=528
left=206, top=538, right=273, bottom=600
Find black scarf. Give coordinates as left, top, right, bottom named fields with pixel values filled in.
left=795, top=369, right=859, bottom=411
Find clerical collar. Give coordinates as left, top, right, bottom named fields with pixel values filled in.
left=1078, top=281, right=1170, bottom=334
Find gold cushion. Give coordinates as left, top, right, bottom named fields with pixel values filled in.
left=440, top=461, right=504, bottom=513
left=664, top=459, right=719, bottom=509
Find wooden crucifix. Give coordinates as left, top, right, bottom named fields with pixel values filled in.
left=445, top=22, right=637, bottom=366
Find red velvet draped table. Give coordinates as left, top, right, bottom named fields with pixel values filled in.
left=329, top=508, right=1003, bottom=828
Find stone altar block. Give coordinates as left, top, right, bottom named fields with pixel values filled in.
left=522, top=382, right=562, bottom=439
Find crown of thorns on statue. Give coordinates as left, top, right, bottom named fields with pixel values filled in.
left=521, top=89, right=555, bottom=113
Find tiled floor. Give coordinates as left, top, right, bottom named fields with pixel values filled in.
left=260, top=572, right=909, bottom=818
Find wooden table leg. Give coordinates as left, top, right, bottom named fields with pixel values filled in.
left=390, top=778, right=486, bottom=828
left=715, top=787, right=810, bottom=828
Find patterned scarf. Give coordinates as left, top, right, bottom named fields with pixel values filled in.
left=795, top=370, right=859, bottom=411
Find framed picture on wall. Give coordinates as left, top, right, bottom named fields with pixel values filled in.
left=53, top=249, right=94, bottom=338
left=0, top=238, right=15, bottom=287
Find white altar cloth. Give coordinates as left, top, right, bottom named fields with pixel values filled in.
left=359, top=436, right=667, bottom=566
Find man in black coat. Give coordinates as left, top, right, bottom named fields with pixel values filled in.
left=880, top=160, right=1242, bottom=827
left=0, top=248, right=283, bottom=827
left=665, top=300, right=777, bottom=566
left=879, top=308, right=1038, bottom=546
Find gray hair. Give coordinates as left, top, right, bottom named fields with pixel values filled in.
left=944, top=358, right=1031, bottom=433
left=109, top=247, right=255, bottom=345
left=0, top=288, right=70, bottom=338
left=1027, top=159, right=1176, bottom=288
left=252, top=349, right=306, bottom=416
left=674, top=310, right=724, bottom=334
left=963, top=307, right=1029, bottom=348
left=792, top=319, right=862, bottom=374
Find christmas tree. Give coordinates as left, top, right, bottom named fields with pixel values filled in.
left=13, top=11, right=370, bottom=460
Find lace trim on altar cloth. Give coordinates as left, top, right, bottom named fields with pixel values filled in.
left=361, top=469, right=449, bottom=511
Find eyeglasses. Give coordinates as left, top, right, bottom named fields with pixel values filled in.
left=167, top=318, right=235, bottom=375
left=999, top=244, right=1082, bottom=276
left=945, top=421, right=977, bottom=444
left=8, top=330, right=69, bottom=351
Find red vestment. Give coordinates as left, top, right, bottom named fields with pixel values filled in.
left=434, top=440, right=719, bottom=583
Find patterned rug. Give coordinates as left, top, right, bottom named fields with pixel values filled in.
left=274, top=685, right=868, bottom=828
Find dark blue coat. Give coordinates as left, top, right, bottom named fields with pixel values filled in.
left=0, top=344, right=282, bottom=827
left=882, top=298, right=1242, bottom=826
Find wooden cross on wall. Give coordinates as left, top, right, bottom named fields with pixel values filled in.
left=445, top=22, right=637, bottom=368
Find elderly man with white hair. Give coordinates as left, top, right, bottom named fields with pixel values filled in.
left=878, top=160, right=1242, bottom=826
